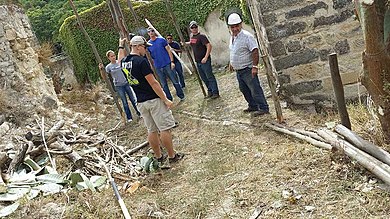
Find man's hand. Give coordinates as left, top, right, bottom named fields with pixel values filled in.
left=98, top=63, right=104, bottom=70
left=164, top=99, right=174, bottom=109
left=251, top=67, right=258, bottom=78
left=201, top=57, right=207, bottom=64
left=228, top=64, right=234, bottom=72
left=119, top=38, right=127, bottom=46
left=170, top=62, right=175, bottom=70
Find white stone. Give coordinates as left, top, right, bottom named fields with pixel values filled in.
left=0, top=122, right=10, bottom=136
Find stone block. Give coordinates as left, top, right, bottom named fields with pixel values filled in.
left=285, top=2, right=328, bottom=19
left=286, top=40, right=302, bottom=52
left=333, top=0, right=351, bottom=10
left=259, top=0, right=305, bottom=12
left=263, top=13, right=277, bottom=27
left=304, top=35, right=322, bottom=44
left=278, top=74, right=291, bottom=86
left=274, top=49, right=318, bottom=70
left=282, top=80, right=323, bottom=96
left=5, top=29, right=17, bottom=41
left=319, top=48, right=334, bottom=61
left=270, top=41, right=286, bottom=57
left=313, top=10, right=354, bottom=28
left=334, top=39, right=350, bottom=55
left=267, top=21, right=308, bottom=41
left=282, top=80, right=322, bottom=96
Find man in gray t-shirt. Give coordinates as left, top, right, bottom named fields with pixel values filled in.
left=99, top=50, right=140, bottom=122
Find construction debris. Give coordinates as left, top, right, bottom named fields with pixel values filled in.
left=0, top=116, right=151, bottom=216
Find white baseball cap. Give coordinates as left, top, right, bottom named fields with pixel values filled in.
left=130, top=36, right=152, bottom=47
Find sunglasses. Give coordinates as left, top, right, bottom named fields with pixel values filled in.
left=147, top=29, right=155, bottom=32
left=190, top=26, right=198, bottom=29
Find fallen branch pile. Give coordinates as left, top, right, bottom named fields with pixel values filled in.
left=265, top=123, right=390, bottom=186
left=0, top=117, right=149, bottom=216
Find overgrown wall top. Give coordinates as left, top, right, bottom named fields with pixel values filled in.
left=59, top=0, right=243, bottom=84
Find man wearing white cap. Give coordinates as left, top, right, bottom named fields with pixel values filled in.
left=117, top=36, right=184, bottom=163
left=227, top=13, right=269, bottom=116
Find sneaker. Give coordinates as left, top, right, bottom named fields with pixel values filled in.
left=204, top=93, right=213, bottom=99
left=180, top=96, right=186, bottom=101
left=243, top=108, right=257, bottom=113
left=127, top=119, right=133, bottom=123
left=253, top=110, right=270, bottom=117
left=210, top=94, right=220, bottom=99
left=168, top=152, right=184, bottom=163
left=156, top=154, right=167, bottom=163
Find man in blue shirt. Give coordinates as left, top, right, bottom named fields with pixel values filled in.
left=166, top=34, right=185, bottom=89
left=147, top=27, right=185, bottom=101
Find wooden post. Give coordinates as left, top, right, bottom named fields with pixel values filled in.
left=110, top=0, right=158, bottom=79
left=68, top=0, right=125, bottom=122
left=164, top=0, right=207, bottom=97
left=246, top=0, right=284, bottom=123
left=126, top=0, right=141, bottom=27
left=328, top=53, right=351, bottom=129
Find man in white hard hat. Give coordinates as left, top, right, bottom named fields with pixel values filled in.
left=227, top=12, right=269, bottom=116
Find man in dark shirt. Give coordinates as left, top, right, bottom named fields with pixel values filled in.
left=117, top=35, right=183, bottom=163
left=187, top=21, right=220, bottom=99
left=166, top=34, right=185, bottom=88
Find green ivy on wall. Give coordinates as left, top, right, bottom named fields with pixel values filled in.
left=59, top=0, right=246, bottom=84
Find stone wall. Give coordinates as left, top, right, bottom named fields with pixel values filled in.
left=0, top=4, right=58, bottom=124
left=260, top=0, right=366, bottom=109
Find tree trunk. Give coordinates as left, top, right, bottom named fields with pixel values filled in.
left=355, top=0, right=390, bottom=142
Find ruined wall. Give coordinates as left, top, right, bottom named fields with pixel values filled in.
left=0, top=4, right=58, bottom=124
left=199, top=0, right=365, bottom=110
left=260, top=0, right=365, bottom=109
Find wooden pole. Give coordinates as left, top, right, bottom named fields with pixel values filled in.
left=246, top=0, right=284, bottom=123
left=335, top=124, right=390, bottom=166
left=164, top=0, right=207, bottom=97
left=68, top=0, right=125, bottom=122
left=328, top=53, right=351, bottom=129
left=112, top=0, right=158, bottom=79
left=126, top=0, right=141, bottom=27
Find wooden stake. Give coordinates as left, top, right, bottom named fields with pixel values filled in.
left=68, top=0, right=125, bottom=122
left=246, top=0, right=284, bottom=123
left=329, top=53, right=351, bottom=129
left=164, top=0, right=207, bottom=96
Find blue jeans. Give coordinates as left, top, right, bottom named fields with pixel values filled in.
left=116, top=84, right=140, bottom=120
left=196, top=57, right=219, bottom=95
left=156, top=64, right=185, bottom=101
left=236, top=67, right=269, bottom=112
left=174, top=60, right=185, bottom=88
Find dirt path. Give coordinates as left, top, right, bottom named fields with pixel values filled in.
left=11, top=70, right=390, bottom=218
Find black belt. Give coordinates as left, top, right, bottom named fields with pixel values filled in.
left=236, top=67, right=250, bottom=72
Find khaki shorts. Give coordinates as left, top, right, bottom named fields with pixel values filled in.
left=137, top=98, right=175, bottom=133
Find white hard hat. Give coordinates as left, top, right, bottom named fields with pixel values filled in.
left=227, top=13, right=242, bottom=25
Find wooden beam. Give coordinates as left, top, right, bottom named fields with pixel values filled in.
left=164, top=0, right=207, bottom=96
left=246, top=0, right=284, bottom=123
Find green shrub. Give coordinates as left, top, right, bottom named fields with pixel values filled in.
left=59, top=0, right=245, bottom=84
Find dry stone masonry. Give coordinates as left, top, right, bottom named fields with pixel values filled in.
left=0, top=4, right=58, bottom=123
left=259, top=0, right=366, bottom=111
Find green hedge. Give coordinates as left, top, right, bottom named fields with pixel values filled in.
left=59, top=0, right=246, bottom=84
